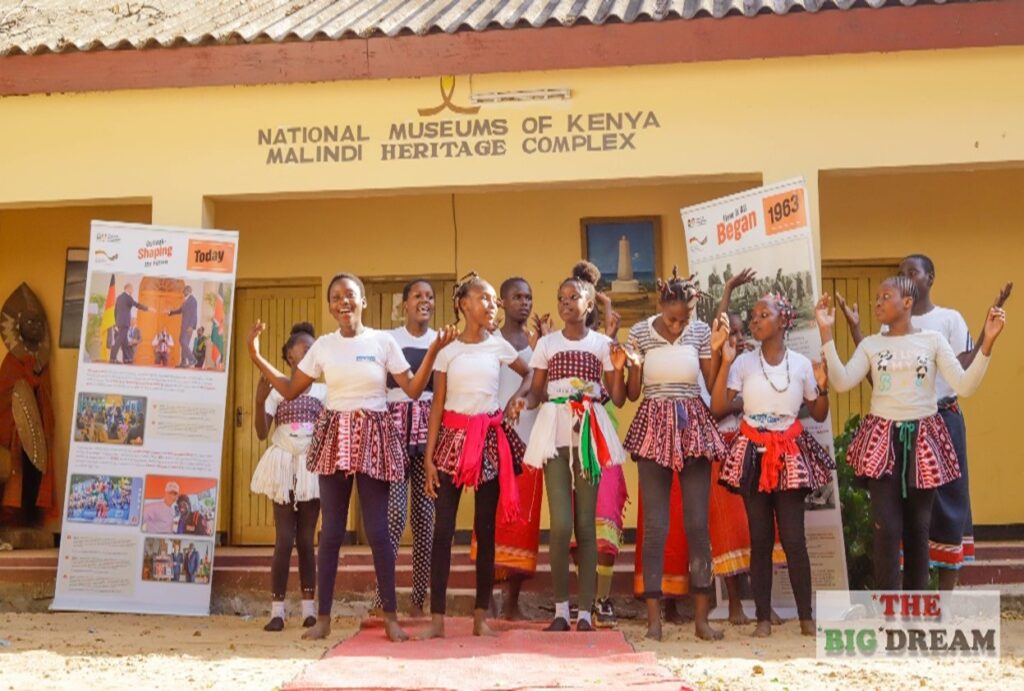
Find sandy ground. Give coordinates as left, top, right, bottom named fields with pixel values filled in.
left=1, top=611, right=1022, bottom=690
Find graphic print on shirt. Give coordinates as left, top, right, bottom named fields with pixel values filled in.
left=915, top=355, right=929, bottom=387
left=876, top=350, right=894, bottom=392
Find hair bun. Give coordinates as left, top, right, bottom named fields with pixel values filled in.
left=571, top=260, right=601, bottom=286
left=290, top=321, right=316, bottom=337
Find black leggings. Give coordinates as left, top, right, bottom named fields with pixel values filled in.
left=744, top=488, right=812, bottom=622
left=317, top=472, right=395, bottom=616
left=868, top=472, right=935, bottom=590
left=270, top=498, right=320, bottom=600
left=430, top=473, right=499, bottom=615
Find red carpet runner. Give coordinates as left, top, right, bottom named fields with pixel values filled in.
left=286, top=618, right=692, bottom=690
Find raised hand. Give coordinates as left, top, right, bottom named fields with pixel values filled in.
left=434, top=324, right=458, bottom=349
left=812, top=359, right=829, bottom=391
left=710, top=313, right=730, bottom=353
left=722, top=334, right=738, bottom=363
left=835, top=293, right=860, bottom=330
left=725, top=267, right=757, bottom=291
left=984, top=306, right=1007, bottom=344
left=247, top=320, right=266, bottom=355
left=609, top=342, right=629, bottom=371
left=424, top=461, right=441, bottom=500
left=529, top=313, right=553, bottom=350
left=815, top=294, right=836, bottom=331
left=995, top=282, right=1014, bottom=308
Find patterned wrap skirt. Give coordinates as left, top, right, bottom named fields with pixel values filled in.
left=624, top=397, right=730, bottom=469
left=846, top=413, right=959, bottom=490
left=388, top=398, right=431, bottom=459
left=306, top=408, right=408, bottom=482
left=719, top=423, right=834, bottom=495
left=433, top=416, right=525, bottom=484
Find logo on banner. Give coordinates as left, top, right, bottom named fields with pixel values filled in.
left=187, top=240, right=235, bottom=273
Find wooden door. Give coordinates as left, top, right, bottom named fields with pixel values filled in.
left=821, top=260, right=900, bottom=436
left=229, top=280, right=321, bottom=545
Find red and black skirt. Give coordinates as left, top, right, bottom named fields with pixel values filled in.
left=846, top=413, right=959, bottom=490
left=388, top=398, right=431, bottom=459
left=433, top=414, right=525, bottom=484
left=719, top=420, right=834, bottom=496
left=623, top=397, right=729, bottom=471
left=306, top=408, right=408, bottom=482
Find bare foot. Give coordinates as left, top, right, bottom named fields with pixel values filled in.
left=417, top=614, right=445, bottom=640
left=301, top=615, right=332, bottom=640
left=383, top=615, right=409, bottom=642
left=751, top=621, right=772, bottom=638
left=664, top=601, right=687, bottom=625
left=645, top=619, right=663, bottom=641
left=695, top=620, right=724, bottom=641
left=800, top=619, right=816, bottom=636
left=728, top=604, right=751, bottom=626
left=770, top=609, right=783, bottom=625
left=473, top=610, right=498, bottom=637
left=407, top=605, right=426, bottom=619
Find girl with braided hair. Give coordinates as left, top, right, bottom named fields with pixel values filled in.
left=818, top=277, right=1006, bottom=592
left=712, top=292, right=833, bottom=637
left=523, top=261, right=629, bottom=632
left=421, top=273, right=532, bottom=639
left=619, top=267, right=728, bottom=641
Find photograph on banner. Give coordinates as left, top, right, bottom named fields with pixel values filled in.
left=141, top=475, right=216, bottom=537
left=65, top=474, right=143, bottom=527
left=73, top=392, right=147, bottom=445
left=81, top=272, right=233, bottom=371
left=141, top=538, right=213, bottom=585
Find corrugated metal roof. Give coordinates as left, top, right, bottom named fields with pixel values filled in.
left=0, top=0, right=962, bottom=56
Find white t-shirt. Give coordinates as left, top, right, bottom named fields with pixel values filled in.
left=297, top=329, right=410, bottom=412
left=386, top=326, right=437, bottom=403
left=628, top=316, right=710, bottom=399
left=530, top=329, right=614, bottom=446
left=699, top=375, right=738, bottom=433
left=434, top=334, right=519, bottom=415
left=824, top=331, right=989, bottom=422
left=884, top=306, right=973, bottom=401
left=727, top=349, right=818, bottom=431
left=497, top=337, right=536, bottom=441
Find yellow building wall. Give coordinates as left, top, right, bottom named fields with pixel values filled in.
left=820, top=168, right=1024, bottom=525
left=0, top=204, right=152, bottom=532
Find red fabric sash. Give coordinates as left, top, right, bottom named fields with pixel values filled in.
left=740, top=419, right=803, bottom=493
left=442, top=410, right=520, bottom=523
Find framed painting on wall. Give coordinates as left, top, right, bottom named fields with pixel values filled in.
left=580, top=217, right=661, bottom=329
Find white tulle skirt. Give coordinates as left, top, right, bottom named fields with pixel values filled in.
left=523, top=400, right=626, bottom=470
left=250, top=426, right=320, bottom=504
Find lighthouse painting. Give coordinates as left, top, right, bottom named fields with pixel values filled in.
left=581, top=217, right=660, bottom=325
left=581, top=218, right=659, bottom=293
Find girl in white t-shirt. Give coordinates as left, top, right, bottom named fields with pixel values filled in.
left=818, top=277, right=1005, bottom=592
left=523, top=261, right=628, bottom=632
left=420, top=273, right=531, bottom=639
left=248, top=272, right=455, bottom=643
left=619, top=268, right=728, bottom=642
left=712, top=293, right=833, bottom=638
left=370, top=279, right=438, bottom=618
left=251, top=322, right=326, bottom=632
